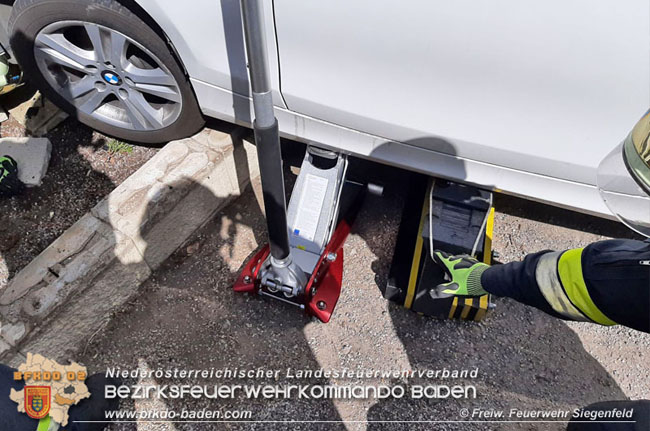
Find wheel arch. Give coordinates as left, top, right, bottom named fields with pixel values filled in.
left=111, top=0, right=190, bottom=78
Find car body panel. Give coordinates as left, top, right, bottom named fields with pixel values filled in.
left=273, top=0, right=649, bottom=187
left=191, top=77, right=612, bottom=218
left=132, top=1, right=649, bottom=218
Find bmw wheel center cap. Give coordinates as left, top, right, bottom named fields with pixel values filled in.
left=102, top=71, right=122, bottom=85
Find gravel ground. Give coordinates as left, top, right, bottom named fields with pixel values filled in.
left=0, top=85, right=158, bottom=289
left=77, top=152, right=650, bottom=431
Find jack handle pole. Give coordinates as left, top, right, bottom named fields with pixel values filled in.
left=240, top=0, right=290, bottom=261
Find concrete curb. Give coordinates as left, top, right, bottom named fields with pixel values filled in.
left=0, top=126, right=259, bottom=366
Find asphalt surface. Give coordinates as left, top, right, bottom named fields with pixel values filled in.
left=80, top=151, right=649, bottom=431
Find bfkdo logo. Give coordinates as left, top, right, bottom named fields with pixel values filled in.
left=24, top=386, right=51, bottom=419
left=10, top=353, right=90, bottom=426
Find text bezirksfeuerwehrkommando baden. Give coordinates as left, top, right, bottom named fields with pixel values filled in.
left=105, top=383, right=477, bottom=400
left=104, top=367, right=479, bottom=400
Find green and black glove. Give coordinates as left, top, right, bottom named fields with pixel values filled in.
left=0, top=156, right=24, bottom=197
left=432, top=251, right=490, bottom=297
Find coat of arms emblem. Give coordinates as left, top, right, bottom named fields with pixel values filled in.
left=24, top=386, right=51, bottom=419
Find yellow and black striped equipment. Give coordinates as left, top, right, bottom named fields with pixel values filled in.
left=384, top=175, right=494, bottom=321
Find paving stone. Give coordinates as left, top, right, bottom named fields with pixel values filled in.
left=0, top=320, right=26, bottom=346
left=0, top=137, right=52, bottom=186
left=8, top=90, right=68, bottom=136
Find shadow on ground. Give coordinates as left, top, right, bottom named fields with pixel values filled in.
left=493, top=193, right=640, bottom=240
left=0, top=83, right=148, bottom=290
left=72, top=147, right=630, bottom=431
left=79, top=153, right=347, bottom=430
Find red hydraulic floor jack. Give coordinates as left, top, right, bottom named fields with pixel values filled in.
left=232, top=0, right=363, bottom=323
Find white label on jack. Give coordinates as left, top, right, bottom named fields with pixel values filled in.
left=292, top=174, right=328, bottom=243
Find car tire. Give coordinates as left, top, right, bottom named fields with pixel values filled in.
left=9, top=0, right=205, bottom=144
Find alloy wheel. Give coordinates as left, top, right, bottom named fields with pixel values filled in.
left=33, top=21, right=182, bottom=131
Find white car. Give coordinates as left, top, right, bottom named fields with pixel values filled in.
left=4, top=0, right=649, bottom=222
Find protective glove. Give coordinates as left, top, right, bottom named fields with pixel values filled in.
left=432, top=251, right=490, bottom=296
left=0, top=156, right=24, bottom=196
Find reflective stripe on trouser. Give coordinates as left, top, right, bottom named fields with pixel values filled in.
left=535, top=250, right=617, bottom=325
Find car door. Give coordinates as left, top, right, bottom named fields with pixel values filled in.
left=273, top=0, right=649, bottom=186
